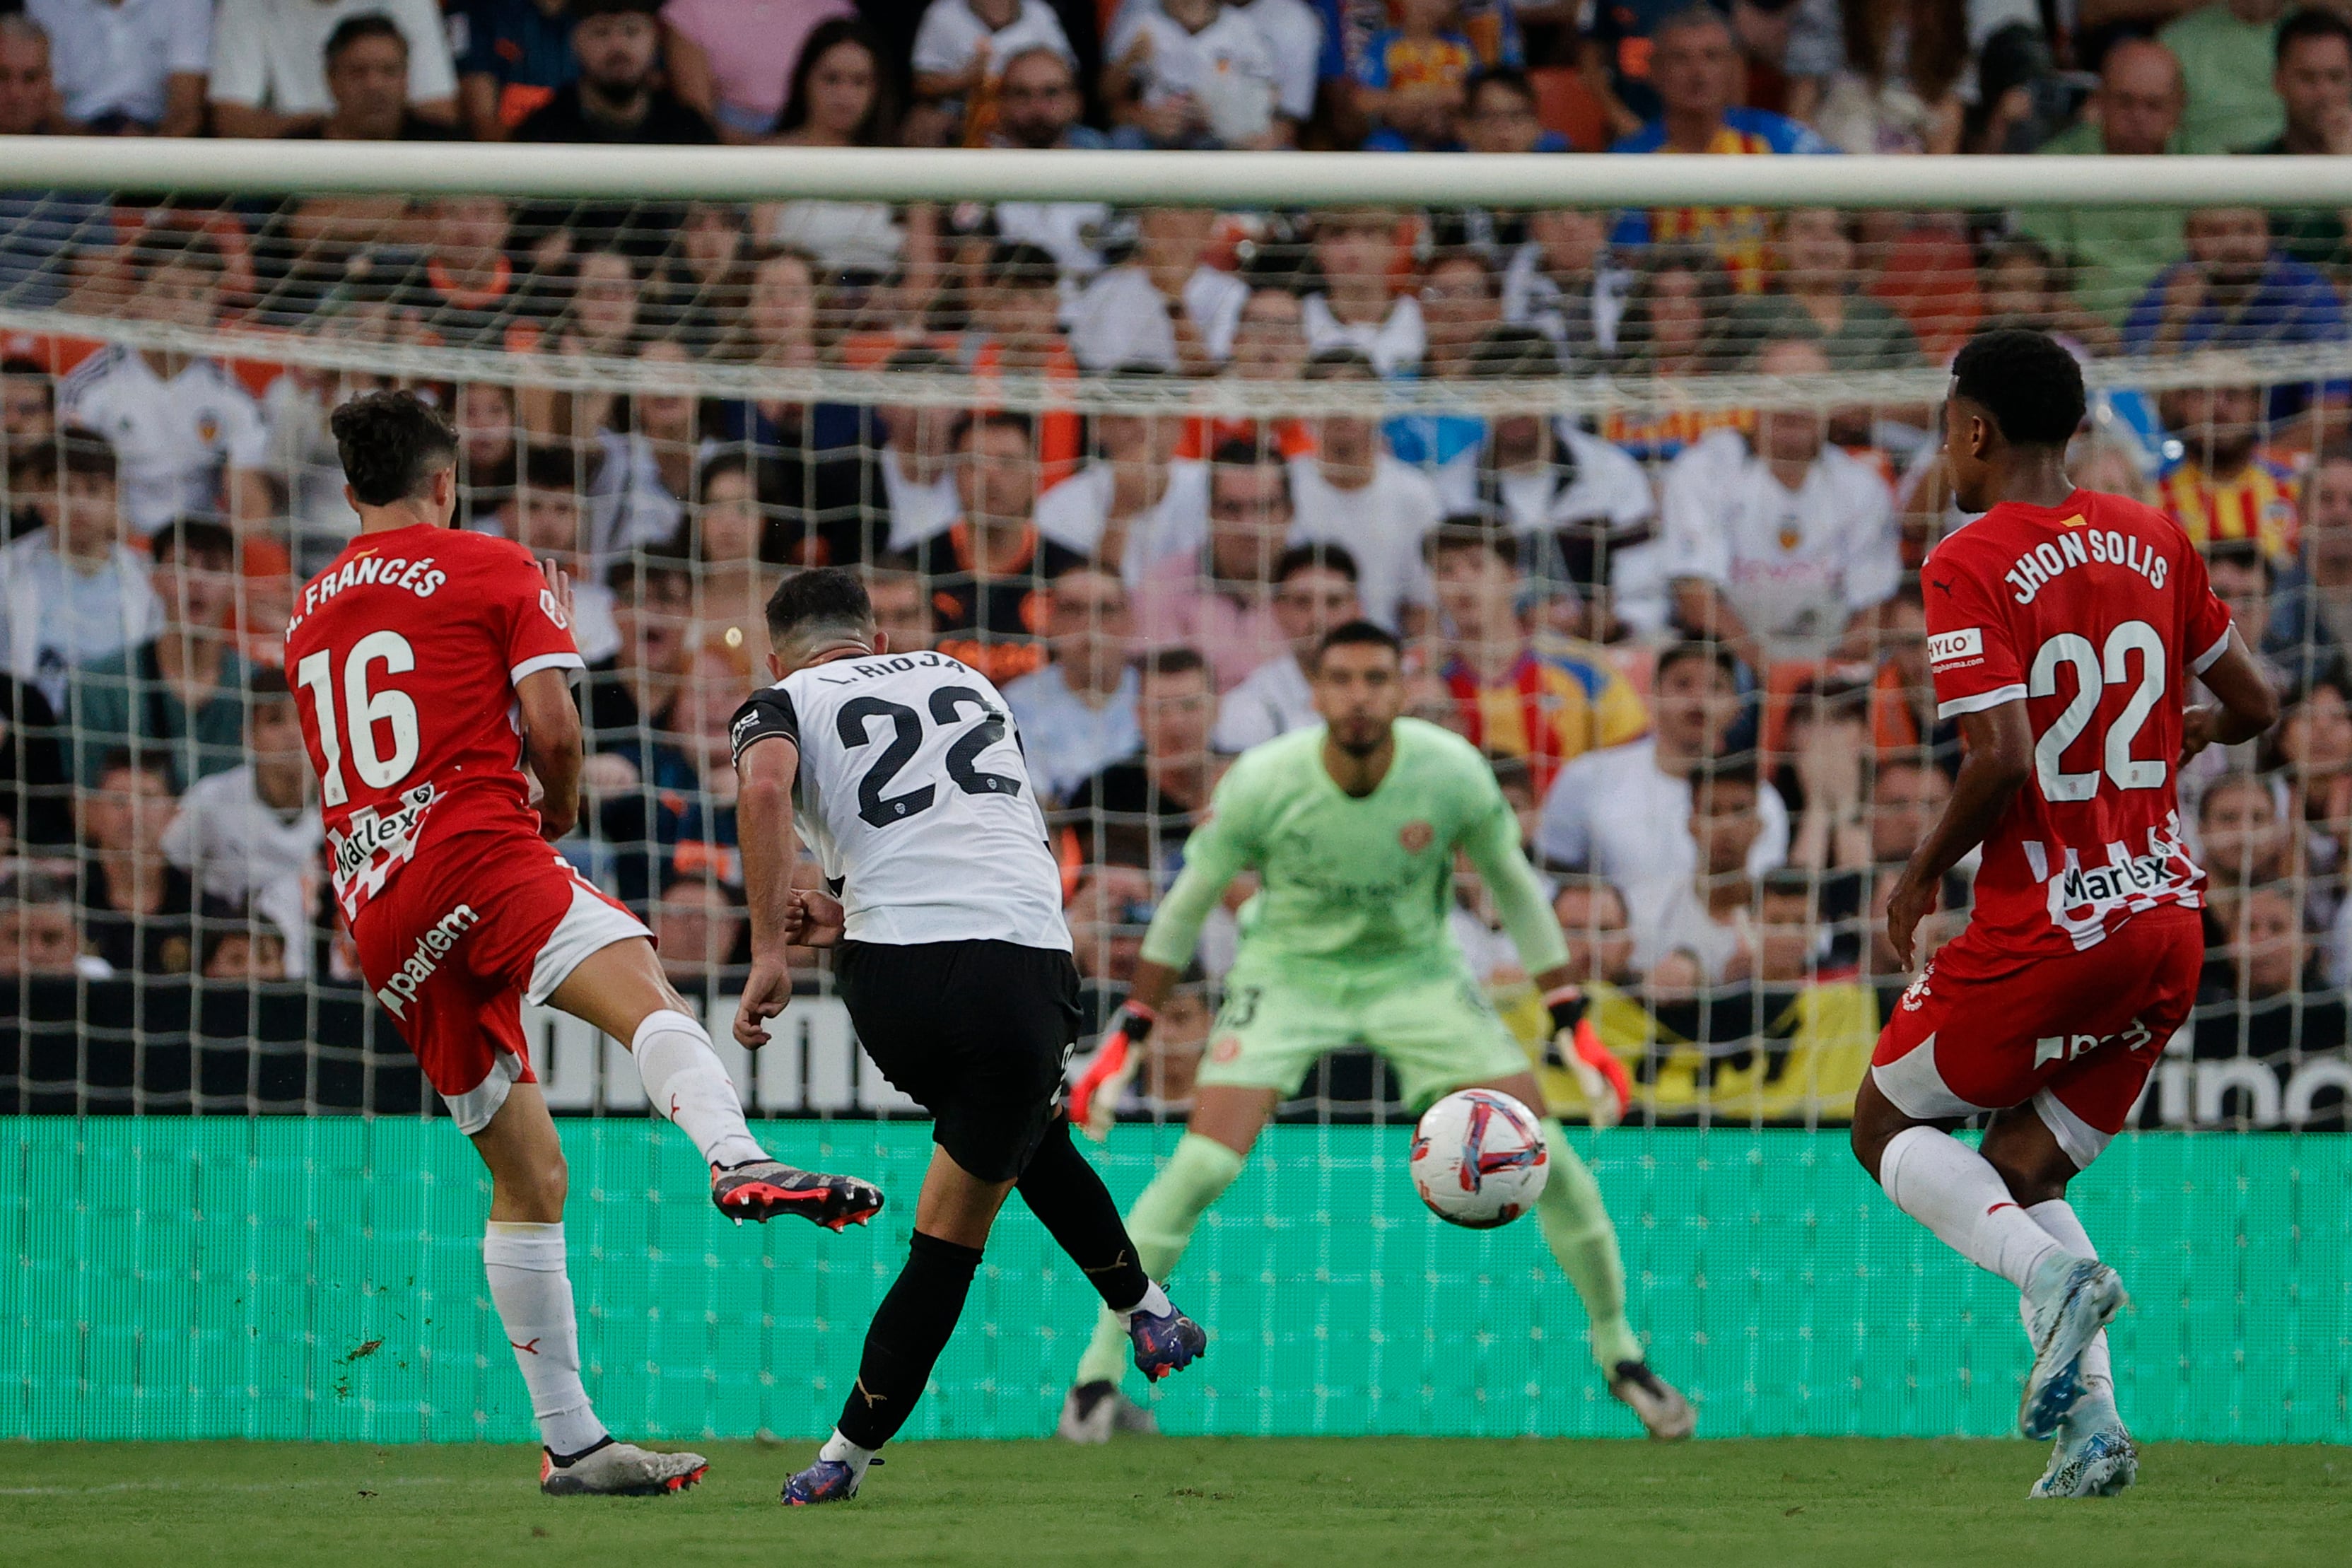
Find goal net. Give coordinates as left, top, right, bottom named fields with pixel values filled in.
left=1, top=147, right=2346, bottom=1446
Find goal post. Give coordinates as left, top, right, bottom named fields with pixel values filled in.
left=6, top=136, right=2352, bottom=206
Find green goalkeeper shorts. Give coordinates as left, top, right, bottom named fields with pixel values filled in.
left=1194, top=954, right=1531, bottom=1112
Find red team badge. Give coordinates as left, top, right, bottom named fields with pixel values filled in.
left=1872, top=486, right=2229, bottom=1161
left=1398, top=821, right=1434, bottom=853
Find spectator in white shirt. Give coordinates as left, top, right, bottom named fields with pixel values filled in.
left=1537, top=639, right=1789, bottom=934
left=56, top=230, right=271, bottom=535
left=588, top=338, right=702, bottom=571
left=1287, top=349, right=1441, bottom=633
left=1502, top=206, right=1630, bottom=371
left=1105, top=0, right=1287, bottom=149
left=26, top=0, right=208, bottom=134
left=1657, top=337, right=1900, bottom=671
left=910, top=0, right=1075, bottom=145
left=1213, top=540, right=1359, bottom=752
left=1036, top=365, right=1207, bottom=582
left=1106, top=0, right=1321, bottom=126
left=1003, top=561, right=1144, bottom=803
left=0, top=431, right=162, bottom=712
left=1237, top=0, right=1318, bottom=125
left=160, top=666, right=323, bottom=976
left=1304, top=208, right=1424, bottom=376
left=1067, top=206, right=1250, bottom=375
left=1629, top=752, right=1774, bottom=988
left=208, top=0, right=457, bottom=139
left=1463, top=324, right=1662, bottom=637
left=875, top=346, right=964, bottom=553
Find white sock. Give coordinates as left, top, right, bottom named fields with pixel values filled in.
left=1878, top=1126, right=2071, bottom=1287
left=2026, top=1198, right=2117, bottom=1416
left=483, top=1221, right=609, bottom=1456
left=1115, top=1280, right=1171, bottom=1323
left=819, top=1427, right=878, bottom=1480
left=631, top=1009, right=766, bottom=1169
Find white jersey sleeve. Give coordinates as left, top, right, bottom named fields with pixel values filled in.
left=731, top=650, right=1072, bottom=951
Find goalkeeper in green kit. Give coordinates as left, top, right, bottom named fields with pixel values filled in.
left=1056, top=619, right=1693, bottom=1442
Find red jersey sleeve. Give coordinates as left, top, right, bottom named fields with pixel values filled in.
left=498, top=548, right=584, bottom=685
left=2172, top=542, right=2236, bottom=677
left=1922, top=545, right=2028, bottom=720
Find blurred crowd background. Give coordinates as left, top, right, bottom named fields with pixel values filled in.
left=1, top=0, right=2350, bottom=1129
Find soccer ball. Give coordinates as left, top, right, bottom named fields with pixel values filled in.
left=1408, top=1088, right=1549, bottom=1229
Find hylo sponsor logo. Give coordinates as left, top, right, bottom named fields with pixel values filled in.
left=1926, top=628, right=1983, bottom=667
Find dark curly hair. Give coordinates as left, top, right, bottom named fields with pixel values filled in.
left=329, top=390, right=458, bottom=507
left=1950, top=327, right=2085, bottom=447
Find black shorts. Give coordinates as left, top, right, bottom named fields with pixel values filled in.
left=833, top=939, right=1082, bottom=1183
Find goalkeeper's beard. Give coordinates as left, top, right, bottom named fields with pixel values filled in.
left=1331, top=719, right=1392, bottom=759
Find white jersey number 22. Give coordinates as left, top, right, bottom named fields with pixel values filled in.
left=838, top=685, right=1022, bottom=829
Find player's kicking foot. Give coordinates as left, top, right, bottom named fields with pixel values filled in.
left=780, top=1458, right=861, bottom=1506
left=2019, top=1253, right=2126, bottom=1440
left=540, top=1439, right=708, bottom=1496
left=1129, top=1301, right=1207, bottom=1382
left=2030, top=1421, right=2139, bottom=1499
left=1609, top=1360, right=1696, bottom=1440
left=712, top=1159, right=885, bottom=1231
left=1055, top=1379, right=1162, bottom=1444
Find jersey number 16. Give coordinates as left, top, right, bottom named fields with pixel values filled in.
left=294, top=632, right=421, bottom=808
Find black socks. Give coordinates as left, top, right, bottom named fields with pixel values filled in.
left=1015, top=1118, right=1151, bottom=1311
left=836, top=1229, right=983, bottom=1451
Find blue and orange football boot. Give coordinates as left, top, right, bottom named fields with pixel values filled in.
left=780, top=1458, right=862, bottom=1506
left=1128, top=1299, right=1207, bottom=1382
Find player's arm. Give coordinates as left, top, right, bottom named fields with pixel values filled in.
left=515, top=669, right=582, bottom=841
left=1070, top=766, right=1256, bottom=1135
left=2182, top=626, right=2281, bottom=760
left=1885, top=699, right=2033, bottom=970
left=729, top=687, right=812, bottom=1048
left=1459, top=774, right=1631, bottom=1124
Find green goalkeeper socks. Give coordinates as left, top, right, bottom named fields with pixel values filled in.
left=1536, top=1121, right=1644, bottom=1371
left=1072, top=1133, right=1246, bottom=1388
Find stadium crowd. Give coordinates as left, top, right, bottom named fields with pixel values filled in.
left=2, top=0, right=2352, bottom=1126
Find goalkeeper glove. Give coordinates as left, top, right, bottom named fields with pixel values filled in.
left=1070, top=1001, right=1154, bottom=1141
left=1543, top=985, right=1630, bottom=1130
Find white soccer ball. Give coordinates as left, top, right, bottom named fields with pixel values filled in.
left=1409, top=1088, right=1550, bottom=1229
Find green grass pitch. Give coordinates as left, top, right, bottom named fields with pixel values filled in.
left=4, top=1438, right=2347, bottom=1567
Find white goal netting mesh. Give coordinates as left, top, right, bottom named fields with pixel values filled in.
left=2, top=180, right=2348, bottom=1447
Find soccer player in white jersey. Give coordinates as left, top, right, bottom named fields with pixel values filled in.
left=730, top=567, right=1207, bottom=1506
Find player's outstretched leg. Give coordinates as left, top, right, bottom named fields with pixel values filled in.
left=1059, top=1124, right=1251, bottom=1443
left=1519, top=1104, right=1692, bottom=1441
left=472, top=1084, right=708, bottom=1496
left=549, top=941, right=884, bottom=1229
left=784, top=1149, right=1008, bottom=1506
left=1017, top=1118, right=1205, bottom=1391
